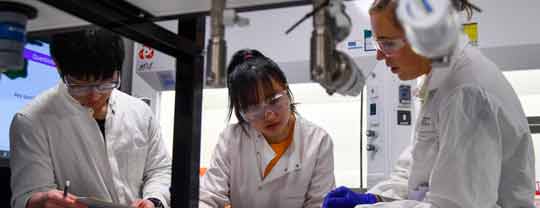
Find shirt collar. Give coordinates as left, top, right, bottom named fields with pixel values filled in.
left=252, top=115, right=303, bottom=184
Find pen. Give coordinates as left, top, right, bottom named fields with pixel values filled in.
left=63, top=180, right=70, bottom=198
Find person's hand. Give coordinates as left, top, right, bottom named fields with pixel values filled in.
left=27, top=190, right=87, bottom=208
left=130, top=199, right=155, bottom=208
left=322, top=186, right=378, bottom=208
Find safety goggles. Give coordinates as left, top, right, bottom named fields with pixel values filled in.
left=373, top=38, right=407, bottom=57
left=63, top=76, right=120, bottom=96
left=240, top=90, right=290, bottom=122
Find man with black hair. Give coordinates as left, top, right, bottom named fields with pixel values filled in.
left=10, top=28, right=171, bottom=208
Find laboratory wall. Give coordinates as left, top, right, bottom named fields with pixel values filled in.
left=468, top=0, right=540, bottom=71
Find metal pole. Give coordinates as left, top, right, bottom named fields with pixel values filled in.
left=206, top=0, right=227, bottom=88
left=170, top=16, right=205, bottom=208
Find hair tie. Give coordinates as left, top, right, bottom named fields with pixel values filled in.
left=243, top=52, right=253, bottom=60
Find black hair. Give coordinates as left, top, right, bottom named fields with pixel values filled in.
left=50, top=28, right=124, bottom=80
left=226, top=49, right=296, bottom=125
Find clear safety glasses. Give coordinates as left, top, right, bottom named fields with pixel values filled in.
left=373, top=38, right=407, bottom=57
left=240, top=90, right=290, bottom=122
left=63, top=76, right=121, bottom=96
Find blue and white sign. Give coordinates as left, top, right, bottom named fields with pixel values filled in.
left=347, top=40, right=364, bottom=50
left=364, top=29, right=376, bottom=52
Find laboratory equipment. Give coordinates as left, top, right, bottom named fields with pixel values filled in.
left=0, top=2, right=37, bottom=71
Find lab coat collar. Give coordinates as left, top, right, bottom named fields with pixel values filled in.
left=251, top=115, right=303, bottom=186
left=57, top=82, right=119, bottom=117
left=58, top=82, right=121, bottom=202
left=426, top=34, right=471, bottom=92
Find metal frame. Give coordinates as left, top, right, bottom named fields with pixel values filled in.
left=120, top=38, right=135, bottom=94
left=351, top=90, right=365, bottom=193
left=145, top=0, right=312, bottom=21
left=170, top=16, right=205, bottom=208
left=359, top=89, right=364, bottom=190
left=37, top=0, right=199, bottom=58
left=528, top=116, right=540, bottom=134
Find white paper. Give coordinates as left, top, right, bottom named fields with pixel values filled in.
left=76, top=197, right=131, bottom=208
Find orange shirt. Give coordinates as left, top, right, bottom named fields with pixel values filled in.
left=263, top=116, right=295, bottom=178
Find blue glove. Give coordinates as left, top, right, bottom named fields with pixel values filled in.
left=322, top=186, right=378, bottom=208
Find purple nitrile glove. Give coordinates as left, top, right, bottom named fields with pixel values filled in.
left=322, top=186, right=378, bottom=208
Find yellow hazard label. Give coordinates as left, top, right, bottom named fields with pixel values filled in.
left=463, top=22, right=478, bottom=46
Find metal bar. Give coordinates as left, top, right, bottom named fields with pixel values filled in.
left=527, top=116, right=540, bottom=125
left=98, top=0, right=155, bottom=19
left=37, top=0, right=200, bottom=57
left=151, top=0, right=312, bottom=21
left=27, top=25, right=97, bottom=42
left=170, top=16, right=205, bottom=208
left=223, top=0, right=312, bottom=14
left=359, top=89, right=364, bottom=190
left=151, top=0, right=358, bottom=21
left=528, top=117, right=540, bottom=134
left=120, top=38, right=134, bottom=95
left=531, top=125, right=540, bottom=134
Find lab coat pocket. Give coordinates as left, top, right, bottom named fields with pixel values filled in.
left=283, top=190, right=306, bottom=208
left=413, top=114, right=438, bottom=161
left=283, top=173, right=309, bottom=207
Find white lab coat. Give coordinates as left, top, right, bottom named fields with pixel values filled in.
left=368, top=145, right=413, bottom=201
left=10, top=83, right=172, bottom=208
left=357, top=35, right=535, bottom=208
left=199, top=116, right=336, bottom=208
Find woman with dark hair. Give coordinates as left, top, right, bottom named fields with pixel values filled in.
left=322, top=0, right=535, bottom=207
left=199, top=49, right=336, bottom=208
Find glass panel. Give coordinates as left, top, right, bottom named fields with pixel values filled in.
left=0, top=42, right=59, bottom=159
